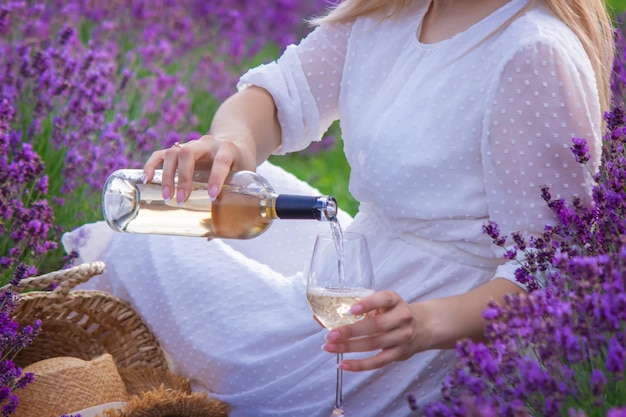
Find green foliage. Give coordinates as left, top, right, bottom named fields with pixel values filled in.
left=270, top=124, right=359, bottom=216
left=609, top=0, right=626, bottom=14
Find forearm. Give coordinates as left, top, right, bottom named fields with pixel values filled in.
left=209, top=85, right=282, bottom=166
left=417, top=278, right=525, bottom=350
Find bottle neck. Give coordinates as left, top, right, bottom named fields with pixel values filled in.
left=274, top=195, right=338, bottom=221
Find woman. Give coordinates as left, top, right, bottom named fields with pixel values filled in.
left=64, top=0, right=614, bottom=415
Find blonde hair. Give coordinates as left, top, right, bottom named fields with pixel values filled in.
left=312, top=0, right=615, bottom=113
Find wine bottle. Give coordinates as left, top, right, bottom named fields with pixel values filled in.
left=102, top=169, right=338, bottom=240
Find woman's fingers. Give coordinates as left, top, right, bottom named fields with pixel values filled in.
left=330, top=290, right=406, bottom=340
left=207, top=141, right=240, bottom=200
left=324, top=324, right=417, bottom=372
left=143, top=149, right=167, bottom=183
left=175, top=139, right=219, bottom=203
left=320, top=290, right=420, bottom=372
left=141, top=135, right=252, bottom=203
left=339, top=346, right=409, bottom=372
left=350, top=289, right=402, bottom=317
left=324, top=324, right=413, bottom=353
left=161, top=145, right=183, bottom=201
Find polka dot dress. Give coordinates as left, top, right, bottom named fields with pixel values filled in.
left=64, top=0, right=601, bottom=416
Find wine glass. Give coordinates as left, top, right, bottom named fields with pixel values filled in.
left=306, top=231, right=375, bottom=416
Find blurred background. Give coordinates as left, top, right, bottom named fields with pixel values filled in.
left=1, top=0, right=626, bottom=282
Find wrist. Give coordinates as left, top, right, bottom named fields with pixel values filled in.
left=412, top=299, right=458, bottom=351
left=415, top=279, right=526, bottom=351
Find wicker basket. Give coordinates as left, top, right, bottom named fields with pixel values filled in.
left=2, top=262, right=229, bottom=417
left=3, top=261, right=230, bottom=417
left=4, top=261, right=170, bottom=379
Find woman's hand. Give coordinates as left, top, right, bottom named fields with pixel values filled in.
left=143, top=134, right=257, bottom=205
left=321, top=279, right=526, bottom=372
left=321, top=290, right=429, bottom=372
left=142, top=85, right=281, bottom=205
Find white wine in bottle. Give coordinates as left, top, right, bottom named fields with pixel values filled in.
left=102, top=169, right=338, bottom=240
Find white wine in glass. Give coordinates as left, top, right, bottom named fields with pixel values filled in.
left=306, top=230, right=375, bottom=416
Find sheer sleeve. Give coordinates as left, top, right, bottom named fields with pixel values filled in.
left=481, top=37, right=602, bottom=284
left=237, top=21, right=352, bottom=154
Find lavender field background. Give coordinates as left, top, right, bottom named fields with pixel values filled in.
left=2, top=0, right=626, bottom=281
left=2, top=1, right=626, bottom=416
left=1, top=0, right=343, bottom=282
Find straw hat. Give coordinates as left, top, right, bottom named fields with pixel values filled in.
left=14, top=354, right=127, bottom=417
left=14, top=354, right=231, bottom=417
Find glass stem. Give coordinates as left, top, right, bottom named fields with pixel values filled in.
left=335, top=353, right=343, bottom=411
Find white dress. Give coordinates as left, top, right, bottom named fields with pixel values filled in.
left=63, top=0, right=601, bottom=415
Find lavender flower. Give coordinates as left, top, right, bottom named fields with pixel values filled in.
left=0, top=265, right=41, bottom=415
left=419, top=23, right=626, bottom=413
left=2, top=1, right=330, bottom=414
left=571, top=137, right=591, bottom=164
left=421, top=105, right=626, bottom=416
left=2, top=0, right=330, bottom=279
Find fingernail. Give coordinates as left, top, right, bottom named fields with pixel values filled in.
left=338, top=363, right=350, bottom=371
left=176, top=188, right=185, bottom=206
left=163, top=185, right=171, bottom=202
left=141, top=173, right=147, bottom=184
left=322, top=343, right=337, bottom=352
left=208, top=185, right=219, bottom=202
left=350, top=305, right=363, bottom=315
left=326, top=330, right=340, bottom=341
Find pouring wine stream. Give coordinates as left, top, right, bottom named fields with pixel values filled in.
left=330, top=218, right=345, bottom=415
